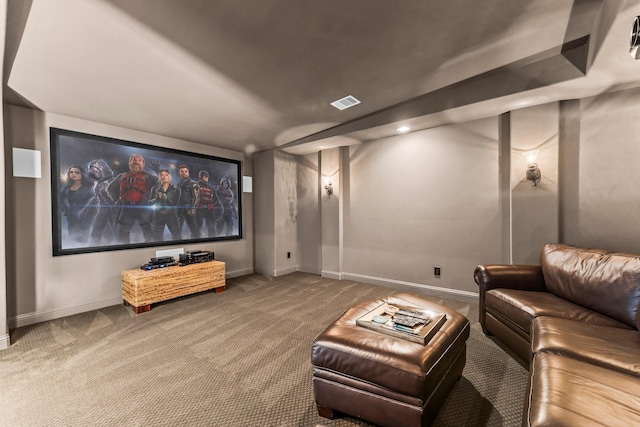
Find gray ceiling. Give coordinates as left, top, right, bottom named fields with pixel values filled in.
left=4, top=0, right=640, bottom=155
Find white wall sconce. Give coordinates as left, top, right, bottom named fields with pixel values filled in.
left=523, top=150, right=541, bottom=186
left=324, top=179, right=333, bottom=197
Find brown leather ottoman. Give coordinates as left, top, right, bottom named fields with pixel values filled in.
left=311, top=292, right=470, bottom=427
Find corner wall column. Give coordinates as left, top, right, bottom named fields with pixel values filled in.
left=558, top=99, right=581, bottom=243
left=320, top=148, right=341, bottom=279
left=498, top=112, right=512, bottom=264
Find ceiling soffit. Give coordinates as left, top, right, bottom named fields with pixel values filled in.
left=6, top=0, right=635, bottom=155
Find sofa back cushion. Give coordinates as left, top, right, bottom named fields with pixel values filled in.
left=540, top=243, right=640, bottom=329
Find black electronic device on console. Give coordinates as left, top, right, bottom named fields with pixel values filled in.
left=150, top=256, right=175, bottom=265
left=179, top=250, right=214, bottom=265
left=140, top=261, right=178, bottom=270
left=140, top=255, right=177, bottom=270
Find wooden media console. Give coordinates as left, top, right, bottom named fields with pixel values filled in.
left=122, top=261, right=225, bottom=313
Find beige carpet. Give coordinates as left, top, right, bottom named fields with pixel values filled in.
left=0, top=272, right=528, bottom=426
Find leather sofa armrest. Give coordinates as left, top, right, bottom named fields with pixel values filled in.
left=474, top=264, right=546, bottom=334
left=474, top=264, right=546, bottom=292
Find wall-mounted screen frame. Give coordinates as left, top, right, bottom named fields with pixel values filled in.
left=50, top=127, right=242, bottom=256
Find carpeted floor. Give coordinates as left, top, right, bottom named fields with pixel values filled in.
left=0, top=272, right=528, bottom=426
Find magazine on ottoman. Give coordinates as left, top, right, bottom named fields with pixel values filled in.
left=356, top=302, right=446, bottom=345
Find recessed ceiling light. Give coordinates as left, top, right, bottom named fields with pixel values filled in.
left=330, top=95, right=361, bottom=110
left=395, top=126, right=411, bottom=133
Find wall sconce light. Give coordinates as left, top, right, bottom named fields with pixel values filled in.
left=523, top=150, right=541, bottom=186
left=324, top=180, right=333, bottom=197
left=630, top=16, right=640, bottom=59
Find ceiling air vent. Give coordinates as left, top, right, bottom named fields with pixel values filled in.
left=330, top=95, right=361, bottom=110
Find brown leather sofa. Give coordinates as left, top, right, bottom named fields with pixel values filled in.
left=474, top=243, right=640, bottom=426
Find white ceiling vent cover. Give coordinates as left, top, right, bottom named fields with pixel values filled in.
left=330, top=95, right=361, bottom=110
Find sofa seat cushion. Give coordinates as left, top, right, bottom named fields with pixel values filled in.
left=541, top=244, right=640, bottom=328
left=486, top=289, right=630, bottom=335
left=531, top=316, right=640, bottom=377
left=525, top=353, right=640, bottom=427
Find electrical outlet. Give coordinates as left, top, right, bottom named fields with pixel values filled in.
left=287, top=252, right=291, bottom=259
left=434, top=266, right=441, bottom=277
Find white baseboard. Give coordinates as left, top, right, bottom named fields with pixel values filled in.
left=254, top=267, right=276, bottom=276
left=5, top=269, right=477, bottom=330
left=8, top=266, right=252, bottom=329
left=274, top=265, right=298, bottom=277
left=297, top=265, right=321, bottom=275
left=342, top=272, right=478, bottom=302
left=226, top=267, right=254, bottom=278
left=0, top=333, right=10, bottom=350
left=9, top=296, right=124, bottom=328
left=321, top=270, right=344, bottom=280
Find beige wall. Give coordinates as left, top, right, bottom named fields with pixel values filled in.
left=296, top=152, right=321, bottom=274
left=253, top=150, right=275, bottom=275
left=342, top=118, right=501, bottom=293
left=254, top=150, right=297, bottom=276
left=0, top=0, right=8, bottom=349
left=510, top=103, right=560, bottom=264
left=287, top=86, right=640, bottom=297
left=274, top=152, right=297, bottom=274
left=320, top=148, right=341, bottom=277
left=292, top=118, right=501, bottom=295
left=4, top=105, right=253, bottom=327
left=563, top=87, right=640, bottom=254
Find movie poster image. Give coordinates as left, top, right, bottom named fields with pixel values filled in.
left=50, top=128, right=242, bottom=256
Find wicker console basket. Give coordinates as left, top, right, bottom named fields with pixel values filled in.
left=122, top=261, right=225, bottom=313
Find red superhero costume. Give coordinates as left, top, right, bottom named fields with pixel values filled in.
left=120, top=171, right=152, bottom=205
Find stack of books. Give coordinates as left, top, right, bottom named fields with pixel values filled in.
left=356, top=303, right=446, bottom=345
